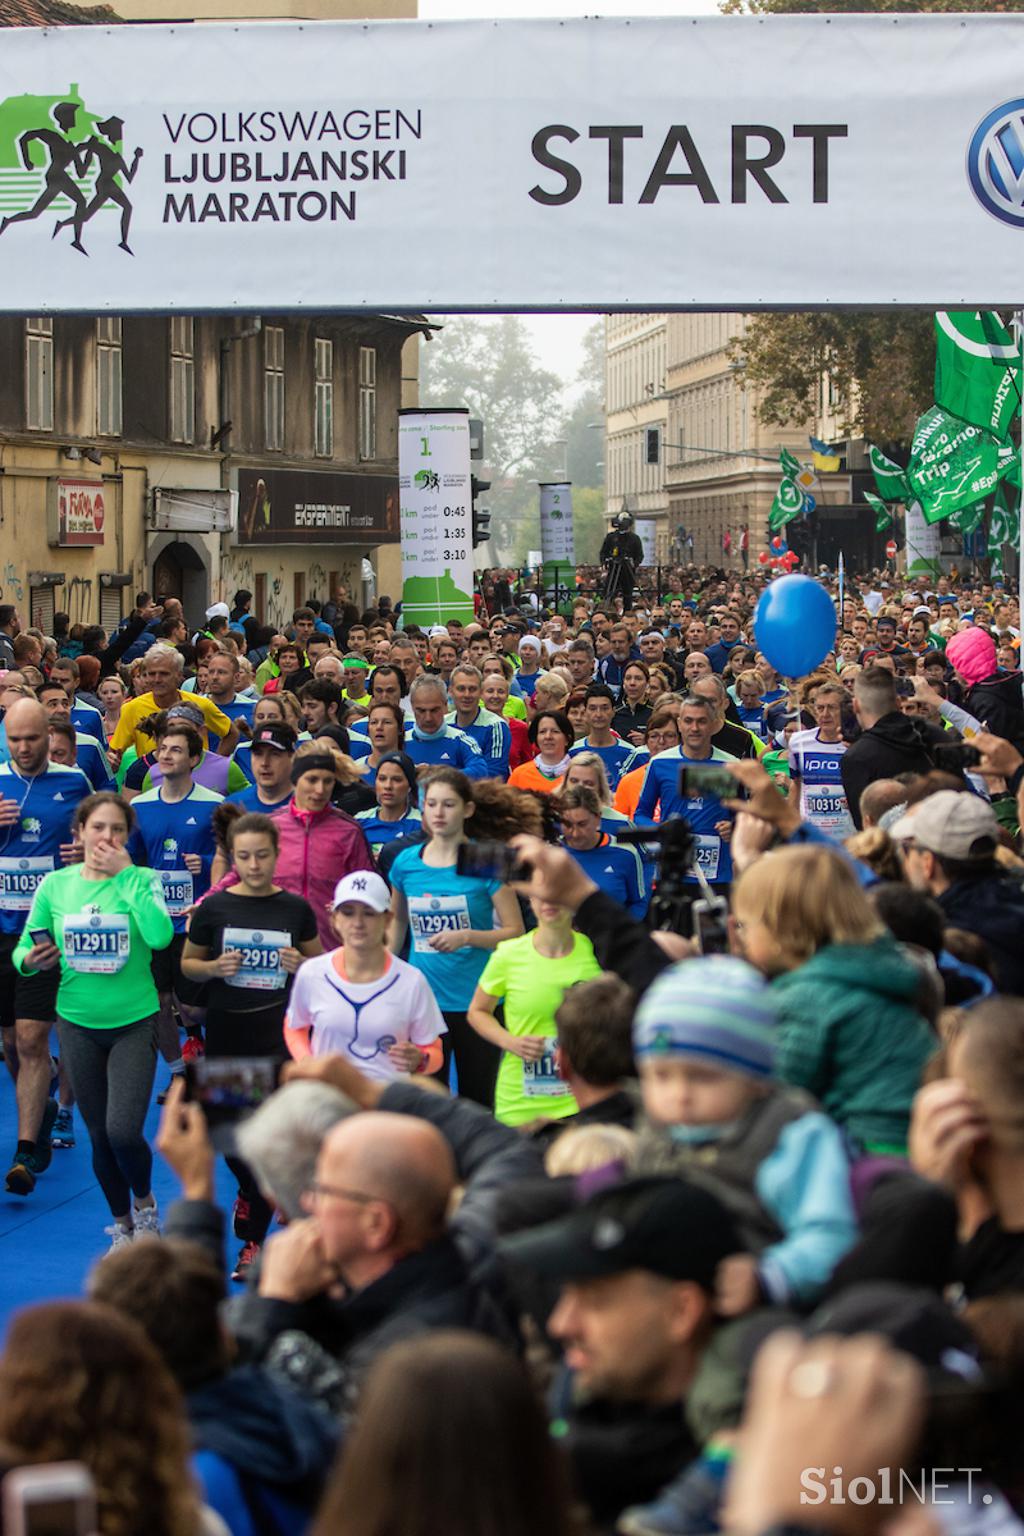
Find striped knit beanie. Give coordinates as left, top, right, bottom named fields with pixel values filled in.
left=632, top=956, right=778, bottom=1079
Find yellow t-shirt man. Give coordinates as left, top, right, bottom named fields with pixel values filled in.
left=110, top=692, right=232, bottom=757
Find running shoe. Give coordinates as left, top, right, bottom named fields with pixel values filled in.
left=181, top=1035, right=205, bottom=1063
left=232, top=1194, right=252, bottom=1240
left=52, top=1107, right=75, bottom=1149
left=5, top=1157, right=36, bottom=1196
left=105, top=1223, right=134, bottom=1250
left=31, top=1099, right=59, bottom=1174
left=132, top=1199, right=160, bottom=1237
left=231, top=1241, right=261, bottom=1282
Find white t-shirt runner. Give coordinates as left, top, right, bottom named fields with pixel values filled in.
left=788, top=728, right=853, bottom=839
left=286, top=949, right=446, bottom=1081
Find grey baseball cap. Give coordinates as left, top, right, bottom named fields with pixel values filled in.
left=889, top=790, right=999, bottom=861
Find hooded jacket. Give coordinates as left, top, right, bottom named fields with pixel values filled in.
left=190, top=1364, right=338, bottom=1536
left=840, top=711, right=941, bottom=828
left=270, top=801, right=374, bottom=949
left=772, top=936, right=935, bottom=1152
left=937, top=871, right=1024, bottom=996
left=946, top=627, right=1024, bottom=751
left=961, top=670, right=1024, bottom=755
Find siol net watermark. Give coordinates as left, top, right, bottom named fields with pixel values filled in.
left=801, top=1468, right=991, bottom=1507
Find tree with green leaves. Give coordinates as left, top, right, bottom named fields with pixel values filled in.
left=419, top=315, right=563, bottom=482
left=420, top=316, right=607, bottom=566
left=728, top=311, right=935, bottom=446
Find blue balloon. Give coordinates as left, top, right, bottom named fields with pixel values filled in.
left=754, top=574, right=836, bottom=679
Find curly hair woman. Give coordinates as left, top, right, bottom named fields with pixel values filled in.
left=0, top=1299, right=202, bottom=1536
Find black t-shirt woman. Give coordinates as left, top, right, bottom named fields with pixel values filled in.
left=183, top=811, right=321, bottom=1275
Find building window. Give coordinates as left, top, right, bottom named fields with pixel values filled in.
left=169, top=316, right=195, bottom=445
left=359, top=345, right=376, bottom=460
left=265, top=326, right=285, bottom=452
left=315, top=338, right=333, bottom=457
left=97, top=317, right=122, bottom=436
left=25, top=317, right=53, bottom=431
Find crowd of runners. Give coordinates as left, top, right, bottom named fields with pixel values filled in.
left=2, top=561, right=1024, bottom=1534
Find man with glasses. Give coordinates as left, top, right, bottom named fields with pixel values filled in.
left=220, top=1076, right=511, bottom=1408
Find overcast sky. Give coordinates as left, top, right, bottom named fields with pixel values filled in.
left=415, top=0, right=725, bottom=385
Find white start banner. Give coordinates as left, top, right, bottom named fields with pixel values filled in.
left=539, top=483, right=574, bottom=564
left=3, top=15, right=1024, bottom=309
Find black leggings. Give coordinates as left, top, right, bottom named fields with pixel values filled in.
left=57, top=1016, right=157, bottom=1218
left=437, top=1010, right=499, bottom=1109
left=206, top=1005, right=284, bottom=1247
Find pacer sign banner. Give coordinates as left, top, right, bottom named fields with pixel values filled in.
left=398, top=409, right=475, bottom=630
left=5, top=14, right=1024, bottom=309
left=539, top=484, right=574, bottom=565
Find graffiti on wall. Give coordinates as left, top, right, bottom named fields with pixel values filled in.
left=67, top=577, right=94, bottom=624
left=0, top=563, right=24, bottom=604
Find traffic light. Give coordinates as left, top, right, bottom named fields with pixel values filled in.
left=472, top=508, right=491, bottom=547
left=645, top=426, right=661, bottom=465
left=471, top=475, right=492, bottom=548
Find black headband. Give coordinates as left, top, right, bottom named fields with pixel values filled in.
left=290, top=752, right=337, bottom=785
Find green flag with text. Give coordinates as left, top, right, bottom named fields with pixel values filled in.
left=934, top=311, right=1020, bottom=441
left=906, top=406, right=1014, bottom=525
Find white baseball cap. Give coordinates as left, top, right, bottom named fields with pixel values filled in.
left=332, top=871, right=391, bottom=913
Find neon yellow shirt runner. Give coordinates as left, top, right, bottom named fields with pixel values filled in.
left=478, top=930, right=601, bottom=1127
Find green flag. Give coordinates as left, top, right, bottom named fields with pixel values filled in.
left=906, top=406, right=1014, bottom=525
left=769, top=476, right=804, bottom=531
left=948, top=499, right=987, bottom=537
left=934, top=311, right=1021, bottom=441
left=994, top=475, right=1021, bottom=520
left=779, top=447, right=802, bottom=480
left=868, top=444, right=910, bottom=504
left=990, top=479, right=1020, bottom=553
left=864, top=490, right=893, bottom=532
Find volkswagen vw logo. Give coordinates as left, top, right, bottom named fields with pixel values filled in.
left=968, top=100, right=1024, bottom=228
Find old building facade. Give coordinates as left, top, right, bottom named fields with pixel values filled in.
left=0, top=312, right=426, bottom=631
left=603, top=310, right=875, bottom=570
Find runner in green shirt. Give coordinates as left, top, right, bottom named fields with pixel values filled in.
left=468, top=897, right=602, bottom=1128
left=14, top=790, right=174, bottom=1247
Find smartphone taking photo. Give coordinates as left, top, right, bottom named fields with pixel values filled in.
left=2, top=1462, right=98, bottom=1536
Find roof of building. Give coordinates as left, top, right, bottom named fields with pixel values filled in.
left=0, top=0, right=120, bottom=24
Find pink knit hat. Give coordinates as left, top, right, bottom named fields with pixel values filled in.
left=946, top=626, right=997, bottom=685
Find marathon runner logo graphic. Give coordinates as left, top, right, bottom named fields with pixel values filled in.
left=0, top=88, right=143, bottom=256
